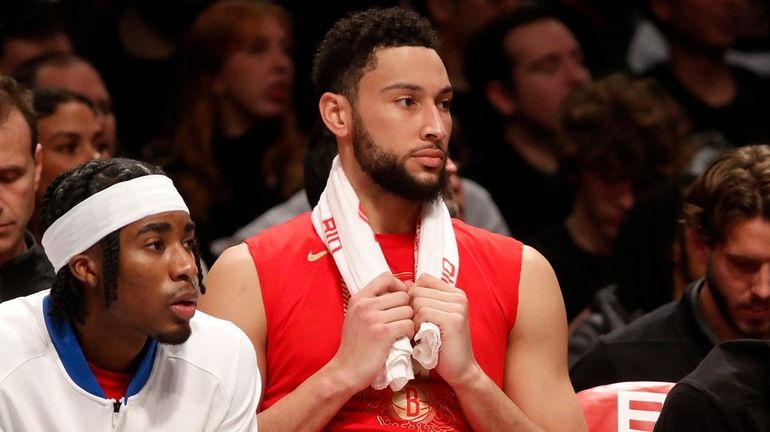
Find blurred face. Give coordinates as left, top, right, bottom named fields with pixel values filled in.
left=0, top=33, right=73, bottom=73
left=504, top=19, right=591, bottom=131
left=702, top=217, right=770, bottom=339
left=0, top=110, right=40, bottom=265
left=106, top=211, right=199, bottom=345
left=35, top=62, right=117, bottom=155
left=352, top=47, right=452, bottom=202
left=578, top=173, right=635, bottom=243
left=217, top=16, right=294, bottom=121
left=37, top=101, right=106, bottom=200
left=655, top=0, right=750, bottom=51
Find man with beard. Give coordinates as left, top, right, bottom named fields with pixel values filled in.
left=0, top=158, right=259, bottom=431
left=200, top=7, right=586, bottom=432
left=571, top=145, right=770, bottom=392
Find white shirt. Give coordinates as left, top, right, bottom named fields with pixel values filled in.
left=0, top=291, right=259, bottom=431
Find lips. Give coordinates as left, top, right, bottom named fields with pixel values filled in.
left=170, top=290, right=198, bottom=321
left=411, top=148, right=446, bottom=169
left=265, top=81, right=289, bottom=101
left=0, top=221, right=15, bottom=234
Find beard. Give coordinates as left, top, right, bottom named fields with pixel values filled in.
left=351, top=113, right=448, bottom=203
left=155, top=324, right=192, bottom=345
left=706, top=264, right=770, bottom=339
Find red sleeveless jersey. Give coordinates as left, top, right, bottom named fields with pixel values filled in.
left=247, top=213, right=522, bottom=431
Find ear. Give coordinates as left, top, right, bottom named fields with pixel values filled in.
left=68, top=253, right=100, bottom=289
left=689, top=228, right=710, bottom=265
left=33, top=143, right=42, bottom=192
left=485, top=80, right=517, bottom=117
left=319, top=92, right=352, bottom=139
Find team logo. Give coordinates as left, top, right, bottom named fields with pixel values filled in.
left=391, top=385, right=434, bottom=423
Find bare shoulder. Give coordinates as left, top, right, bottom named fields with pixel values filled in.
left=509, top=245, right=564, bottom=342
left=203, top=244, right=260, bottom=298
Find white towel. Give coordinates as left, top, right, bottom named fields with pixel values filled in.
left=311, top=156, right=459, bottom=391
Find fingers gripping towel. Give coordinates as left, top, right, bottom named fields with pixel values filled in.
left=311, top=156, right=459, bottom=391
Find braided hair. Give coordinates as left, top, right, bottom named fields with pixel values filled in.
left=39, top=158, right=206, bottom=324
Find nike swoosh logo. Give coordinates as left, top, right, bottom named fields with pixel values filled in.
left=307, top=249, right=330, bottom=262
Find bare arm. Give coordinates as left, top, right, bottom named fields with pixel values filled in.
left=503, top=246, right=587, bottom=431
left=411, top=246, right=586, bottom=431
left=200, top=244, right=415, bottom=432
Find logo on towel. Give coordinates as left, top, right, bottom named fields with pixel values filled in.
left=307, top=249, right=330, bottom=262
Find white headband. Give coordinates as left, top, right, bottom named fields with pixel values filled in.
left=42, top=175, right=189, bottom=272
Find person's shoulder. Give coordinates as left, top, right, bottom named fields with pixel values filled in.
left=246, top=212, right=313, bottom=242
left=0, top=292, right=51, bottom=382
left=243, top=212, right=319, bottom=257
left=682, top=339, right=770, bottom=397
left=452, top=218, right=520, bottom=247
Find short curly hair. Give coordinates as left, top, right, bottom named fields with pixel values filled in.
left=559, top=73, right=694, bottom=189
left=40, top=158, right=206, bottom=324
left=684, top=145, right=770, bottom=245
left=312, top=7, right=440, bottom=102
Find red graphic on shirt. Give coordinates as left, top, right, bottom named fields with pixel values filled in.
left=321, top=217, right=342, bottom=254
left=363, top=382, right=459, bottom=431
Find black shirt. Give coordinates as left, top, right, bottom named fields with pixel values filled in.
left=646, top=64, right=770, bottom=148
left=463, top=137, right=573, bottom=240
left=525, top=223, right=611, bottom=321
left=570, top=280, right=716, bottom=392
left=0, top=231, right=55, bottom=302
left=654, top=339, right=770, bottom=432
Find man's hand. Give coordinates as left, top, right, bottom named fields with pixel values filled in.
left=327, top=272, right=415, bottom=391
left=411, top=274, right=478, bottom=388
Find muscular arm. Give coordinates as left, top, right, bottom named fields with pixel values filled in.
left=412, top=246, right=586, bottom=431
left=501, top=246, right=586, bottom=431
left=200, top=244, right=414, bottom=432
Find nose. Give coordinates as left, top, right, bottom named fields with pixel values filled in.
left=752, top=264, right=770, bottom=300
left=565, top=60, right=591, bottom=88
left=420, top=104, right=450, bottom=143
left=82, top=141, right=102, bottom=161
left=170, top=244, right=198, bottom=283
left=271, top=47, right=293, bottom=74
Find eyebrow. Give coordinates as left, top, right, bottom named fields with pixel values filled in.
left=137, top=222, right=171, bottom=235
left=380, top=83, right=453, bottom=96
left=136, top=221, right=195, bottom=236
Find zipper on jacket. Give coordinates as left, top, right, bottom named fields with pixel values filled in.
left=112, top=399, right=122, bottom=428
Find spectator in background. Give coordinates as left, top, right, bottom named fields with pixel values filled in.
left=13, top=52, right=118, bottom=157
left=0, top=0, right=73, bottom=73
left=32, top=88, right=107, bottom=206
left=73, top=0, right=213, bottom=157
left=526, top=73, right=694, bottom=320
left=571, top=145, right=770, bottom=392
left=645, top=0, right=770, bottom=148
left=147, top=0, right=304, bottom=264
left=0, top=75, right=53, bottom=302
left=567, top=177, right=704, bottom=365
left=463, top=7, right=591, bottom=238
